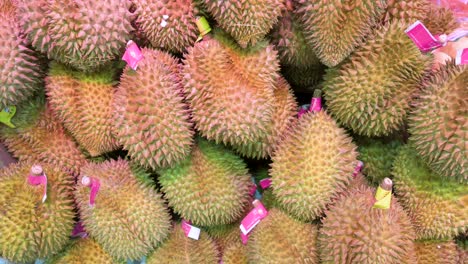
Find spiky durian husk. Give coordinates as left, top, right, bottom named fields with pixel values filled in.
left=295, top=0, right=386, bottom=67
left=182, top=33, right=280, bottom=155
left=222, top=240, right=248, bottom=264
left=319, top=185, right=416, bottom=264
left=17, top=0, right=134, bottom=71
left=46, top=62, right=120, bottom=157
left=270, top=111, right=358, bottom=221
left=415, top=240, right=459, bottom=264
left=423, top=5, right=459, bottom=36
left=0, top=161, right=75, bottom=263
left=408, top=62, right=467, bottom=181
left=158, top=138, right=252, bottom=226
left=115, top=48, right=193, bottom=170
left=232, top=76, right=297, bottom=159
left=0, top=95, right=87, bottom=175
left=133, top=0, right=198, bottom=54
left=356, top=137, right=403, bottom=185
left=392, top=146, right=467, bottom=240
left=206, top=223, right=241, bottom=254
left=247, top=208, right=318, bottom=264
left=383, top=0, right=429, bottom=24
left=146, top=224, right=219, bottom=264
left=457, top=239, right=467, bottom=264
left=0, top=1, right=43, bottom=109
left=201, top=0, right=283, bottom=48
left=74, top=159, right=171, bottom=261
left=323, top=22, right=431, bottom=137
left=47, top=238, right=122, bottom=264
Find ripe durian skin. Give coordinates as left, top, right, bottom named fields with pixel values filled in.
left=383, top=0, right=429, bottom=24
left=415, top=240, right=459, bottom=264
left=75, top=159, right=172, bottom=261
left=183, top=33, right=281, bottom=157
left=0, top=95, right=87, bottom=176
left=408, top=62, right=467, bottom=181
left=295, top=0, right=386, bottom=67
left=17, top=0, right=134, bottom=71
left=423, top=5, right=459, bottom=36
left=323, top=22, right=431, bottom=137
left=46, top=238, right=123, bottom=264
left=133, top=0, right=198, bottom=54
left=0, top=161, right=75, bottom=264
left=222, top=240, right=248, bottom=264
left=146, top=224, right=219, bottom=264
left=46, top=62, right=120, bottom=157
left=270, top=111, right=358, bottom=221
left=392, top=146, right=467, bottom=240
left=201, top=0, right=283, bottom=48
left=0, top=1, right=43, bottom=109
left=115, top=48, right=193, bottom=170
left=158, top=138, right=253, bottom=226
left=319, top=185, right=416, bottom=264
left=247, top=208, right=319, bottom=264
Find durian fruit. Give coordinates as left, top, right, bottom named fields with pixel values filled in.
left=247, top=208, right=319, bottom=264
left=133, top=0, right=198, bottom=54
left=457, top=238, right=467, bottom=264
left=17, top=0, right=134, bottom=71
left=205, top=222, right=240, bottom=252
left=319, top=181, right=416, bottom=264
left=46, top=238, right=123, bottom=264
left=0, top=95, right=87, bottom=175
left=356, top=137, right=403, bottom=185
left=201, top=0, right=283, bottom=48
left=114, top=48, right=193, bottom=170
left=183, top=32, right=283, bottom=158
left=0, top=161, right=75, bottom=264
left=158, top=138, right=252, bottom=226
left=392, top=146, right=467, bottom=240
left=294, top=0, right=386, bottom=67
left=415, top=240, right=459, bottom=264
left=270, top=110, right=358, bottom=221
left=383, top=0, right=429, bottom=24
left=146, top=224, right=219, bottom=264
left=222, top=240, right=248, bottom=264
left=231, top=76, right=297, bottom=159
left=0, top=0, right=43, bottom=109
left=74, top=159, right=171, bottom=261
left=423, top=5, right=459, bottom=36
left=408, top=62, right=467, bottom=181
left=323, top=22, right=431, bottom=137
left=46, top=62, right=120, bottom=157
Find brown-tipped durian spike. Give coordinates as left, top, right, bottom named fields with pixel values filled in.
left=423, top=5, right=459, bottom=35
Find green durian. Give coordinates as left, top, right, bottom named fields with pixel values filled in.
left=247, top=208, right=319, bottom=264
left=415, top=239, right=459, bottom=264
left=222, top=240, right=248, bottom=264
left=146, top=224, right=219, bottom=264
left=270, top=111, right=358, bottom=221
left=392, top=146, right=467, bottom=240
left=323, top=22, right=431, bottom=137
left=75, top=159, right=172, bottom=261
left=46, top=238, right=123, bottom=264
left=158, top=138, right=253, bottom=226
left=383, top=0, right=429, bottom=25
left=408, top=62, right=467, bottom=181
left=0, top=161, right=75, bottom=263
left=295, top=0, right=386, bottom=67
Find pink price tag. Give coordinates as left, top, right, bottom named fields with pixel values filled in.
left=71, top=222, right=88, bottom=238
left=82, top=176, right=100, bottom=206
left=259, top=178, right=272, bottom=189
left=309, top=97, right=322, bottom=112
left=240, top=232, right=249, bottom=245
left=353, top=160, right=364, bottom=177
left=298, top=108, right=308, bottom=118
left=27, top=165, right=47, bottom=203
left=250, top=184, right=257, bottom=196
left=405, top=21, right=443, bottom=52
left=181, top=220, right=201, bottom=240
left=239, top=201, right=268, bottom=235
left=122, top=40, right=143, bottom=70
left=456, top=48, right=468, bottom=65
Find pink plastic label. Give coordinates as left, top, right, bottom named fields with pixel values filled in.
left=28, top=170, right=47, bottom=203
left=405, top=21, right=443, bottom=52
left=456, top=48, right=468, bottom=65
left=240, top=232, right=249, bottom=245
left=310, top=97, right=322, bottom=112
left=250, top=184, right=257, bottom=196
left=259, top=178, right=271, bottom=189
left=82, top=176, right=100, bottom=206
left=122, top=40, right=143, bottom=70
left=71, top=222, right=88, bottom=238
left=239, top=201, right=268, bottom=235
left=447, top=28, right=468, bottom=42
left=181, top=220, right=200, bottom=240
left=298, top=108, right=308, bottom=118
left=353, top=160, right=364, bottom=177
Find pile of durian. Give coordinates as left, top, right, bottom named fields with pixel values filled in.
left=0, top=0, right=466, bottom=263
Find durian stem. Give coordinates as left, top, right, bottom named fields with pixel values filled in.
left=313, top=89, right=322, bottom=98
left=380, top=177, right=393, bottom=191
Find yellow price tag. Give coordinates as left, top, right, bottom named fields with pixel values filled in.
left=0, top=106, right=16, bottom=128
left=373, top=186, right=392, bottom=209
